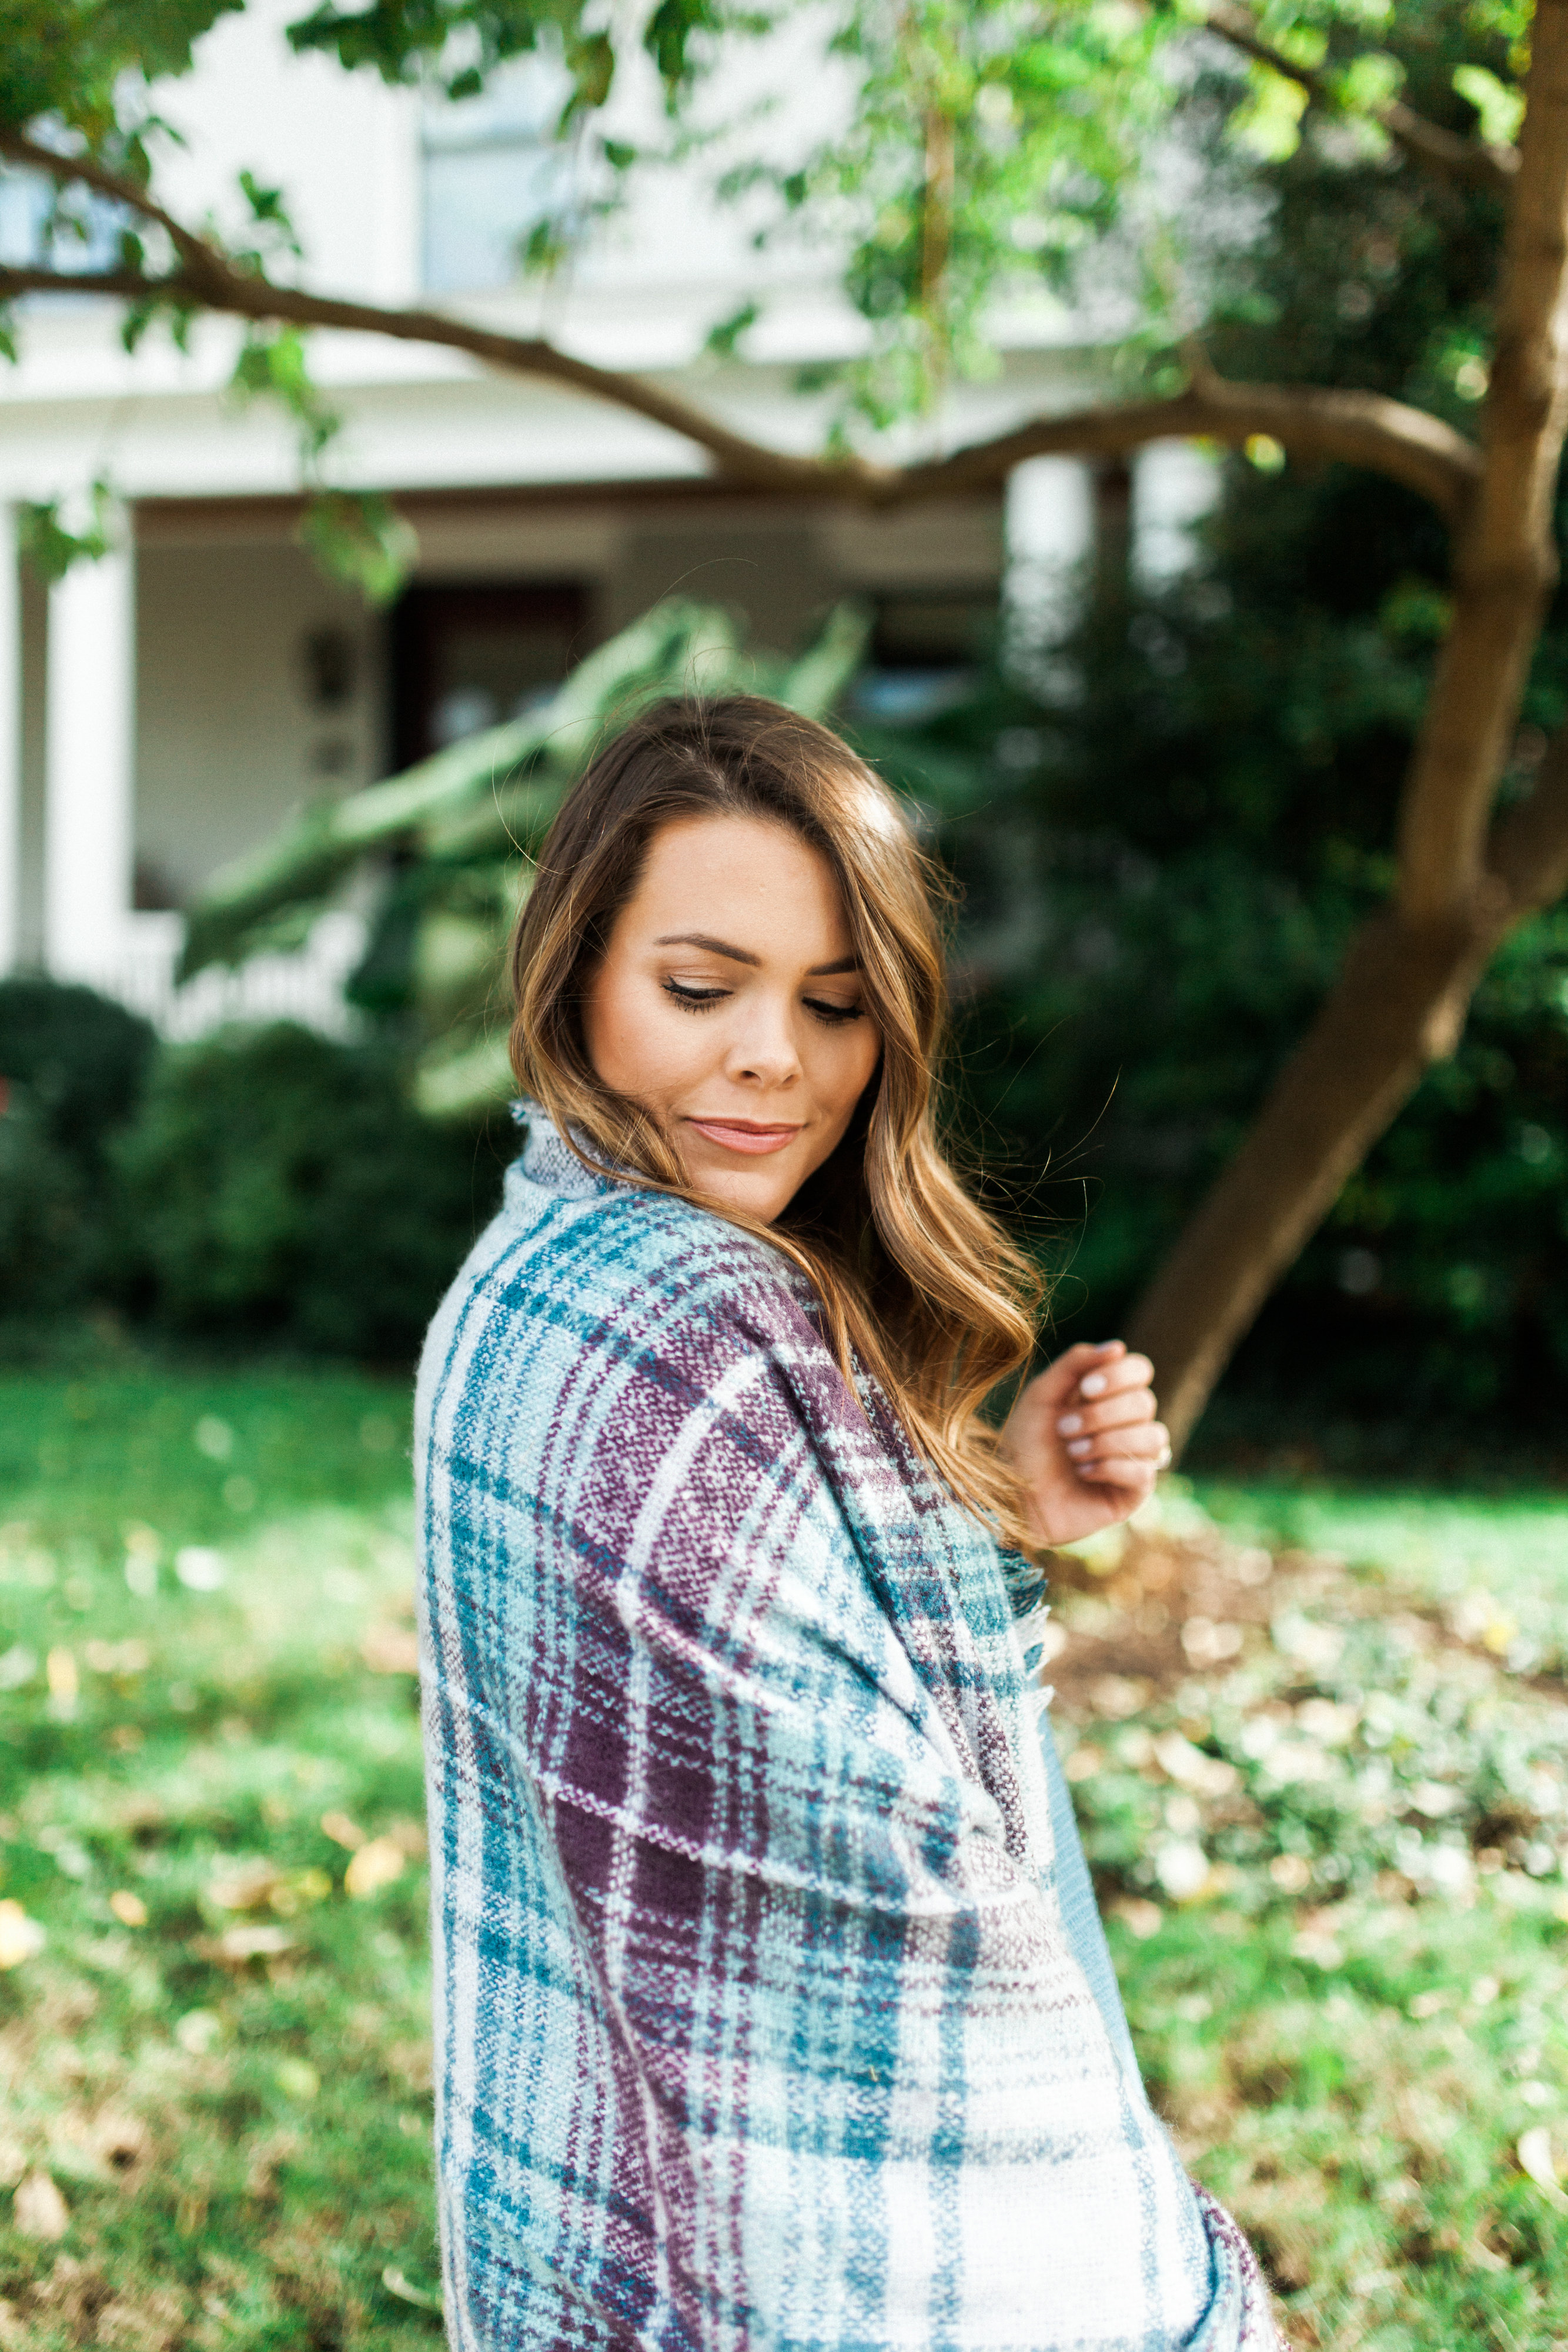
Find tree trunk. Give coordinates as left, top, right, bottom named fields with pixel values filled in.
left=1131, top=0, right=1568, bottom=1454
left=1128, top=900, right=1506, bottom=1453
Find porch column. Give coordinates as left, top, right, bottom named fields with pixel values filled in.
left=45, top=520, right=135, bottom=983
left=0, top=506, right=19, bottom=975
left=1004, top=457, right=1094, bottom=644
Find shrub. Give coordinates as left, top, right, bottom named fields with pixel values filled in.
left=115, top=1023, right=509, bottom=1357
left=0, top=975, right=158, bottom=1169
left=0, top=978, right=158, bottom=1312
left=0, top=1088, right=92, bottom=1311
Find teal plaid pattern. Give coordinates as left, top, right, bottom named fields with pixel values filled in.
left=415, top=1111, right=1280, bottom=2351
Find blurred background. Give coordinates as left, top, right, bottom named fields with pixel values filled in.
left=1, top=4, right=1564, bottom=1472
left=0, top=3, right=1566, bottom=2344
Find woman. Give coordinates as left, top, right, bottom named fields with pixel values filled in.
left=416, top=697, right=1278, bottom=2351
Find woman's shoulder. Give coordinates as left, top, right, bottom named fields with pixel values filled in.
left=429, top=1144, right=822, bottom=1401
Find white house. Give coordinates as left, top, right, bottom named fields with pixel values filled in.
left=0, top=0, right=1211, bottom=1032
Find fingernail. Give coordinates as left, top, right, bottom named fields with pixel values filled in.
left=1079, top=1372, right=1108, bottom=1397
left=1057, top=1414, right=1084, bottom=1436
left=1066, top=1437, right=1093, bottom=1458
left=1075, top=1462, right=1099, bottom=1479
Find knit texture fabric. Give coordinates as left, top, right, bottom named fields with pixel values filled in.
left=414, top=1110, right=1282, bottom=2351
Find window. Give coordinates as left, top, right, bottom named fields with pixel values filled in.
left=390, top=582, right=591, bottom=767
left=851, top=591, right=997, bottom=725
left=421, top=59, right=574, bottom=296
left=0, top=168, right=124, bottom=276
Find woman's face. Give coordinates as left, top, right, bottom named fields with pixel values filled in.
left=583, top=812, right=882, bottom=1223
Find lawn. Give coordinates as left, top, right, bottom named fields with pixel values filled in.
left=0, top=1364, right=437, bottom=2349
left=1, top=1361, right=1566, bottom=2350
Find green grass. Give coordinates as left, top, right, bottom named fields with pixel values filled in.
left=1192, top=1478, right=1568, bottom=1615
left=1, top=1368, right=1566, bottom=2348
left=0, top=1365, right=439, bottom=2349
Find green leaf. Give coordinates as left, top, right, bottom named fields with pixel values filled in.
left=1452, top=62, right=1525, bottom=148
left=1229, top=64, right=1311, bottom=163
left=18, top=479, right=118, bottom=584
left=563, top=28, right=614, bottom=115
left=297, top=492, right=419, bottom=607
left=704, top=299, right=760, bottom=359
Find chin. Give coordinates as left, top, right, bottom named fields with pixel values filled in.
left=691, top=1162, right=798, bottom=1225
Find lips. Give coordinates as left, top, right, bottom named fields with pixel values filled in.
left=685, top=1117, right=804, bottom=1157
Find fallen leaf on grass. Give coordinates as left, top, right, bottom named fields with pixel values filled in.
left=1268, top=1854, right=1312, bottom=1893
left=345, top=1838, right=406, bottom=1898
left=1088, top=1674, right=1151, bottom=1719
left=208, top=1860, right=279, bottom=1912
left=382, top=2266, right=443, bottom=2313
left=83, top=1639, right=152, bottom=1676
left=174, top=1545, right=226, bottom=1591
left=1109, top=1897, right=1164, bottom=1940
left=86, top=2112, right=152, bottom=2182
left=1518, top=2127, right=1568, bottom=2207
left=267, top=1867, right=332, bottom=1917
left=0, top=1901, right=44, bottom=1969
left=12, top=2172, right=68, bottom=2241
left=1153, top=1839, right=1210, bottom=1902
left=193, top=1924, right=297, bottom=1965
left=108, top=1890, right=147, bottom=1928
left=1153, top=1728, right=1239, bottom=1798
left=362, top=1622, right=420, bottom=1675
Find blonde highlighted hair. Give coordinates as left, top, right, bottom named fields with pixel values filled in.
left=508, top=694, right=1045, bottom=1552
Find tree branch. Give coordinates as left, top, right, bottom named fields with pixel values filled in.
left=0, top=263, right=175, bottom=302
left=1202, top=2, right=1518, bottom=195
left=1398, top=0, right=1568, bottom=923
left=901, top=377, right=1480, bottom=521
left=0, top=129, right=233, bottom=293
left=0, top=239, right=1484, bottom=523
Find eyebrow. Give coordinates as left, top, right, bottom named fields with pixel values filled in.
left=653, top=932, right=860, bottom=977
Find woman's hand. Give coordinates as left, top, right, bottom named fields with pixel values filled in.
left=1000, top=1339, right=1171, bottom=1551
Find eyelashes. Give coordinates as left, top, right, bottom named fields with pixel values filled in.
left=662, top=981, right=727, bottom=1011
left=661, top=978, right=866, bottom=1028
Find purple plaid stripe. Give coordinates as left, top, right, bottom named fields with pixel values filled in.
left=415, top=1111, right=1282, bottom=2351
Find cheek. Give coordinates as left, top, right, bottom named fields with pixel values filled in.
left=819, top=1025, right=881, bottom=1115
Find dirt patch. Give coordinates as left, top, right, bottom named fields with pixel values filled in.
left=1038, top=1519, right=1554, bottom=1719
left=1041, top=1525, right=1291, bottom=1714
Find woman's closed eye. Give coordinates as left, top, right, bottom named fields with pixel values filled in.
left=662, top=977, right=730, bottom=1010
left=661, top=976, right=865, bottom=1027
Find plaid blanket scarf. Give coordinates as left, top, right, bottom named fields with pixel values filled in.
left=415, top=1108, right=1281, bottom=2351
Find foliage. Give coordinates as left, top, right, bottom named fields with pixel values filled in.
left=0, top=978, right=158, bottom=1174
left=112, top=1024, right=509, bottom=1355
left=179, top=597, right=871, bottom=1120
left=0, top=980, right=159, bottom=1314
left=878, top=22, right=1568, bottom=1438
left=0, top=0, right=1529, bottom=559
left=1, top=1371, right=1566, bottom=2343
left=0, top=1096, right=91, bottom=1317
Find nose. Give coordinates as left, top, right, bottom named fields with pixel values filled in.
left=723, top=992, right=801, bottom=1088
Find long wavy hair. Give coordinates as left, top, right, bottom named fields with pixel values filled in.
left=508, top=694, right=1045, bottom=1551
